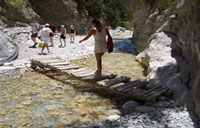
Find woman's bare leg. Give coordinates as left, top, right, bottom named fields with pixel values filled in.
left=59, top=38, right=62, bottom=46
left=95, top=53, right=104, bottom=75
left=64, top=39, right=66, bottom=47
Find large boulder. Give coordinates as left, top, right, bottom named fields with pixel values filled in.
left=132, top=0, right=200, bottom=118
left=0, top=0, right=40, bottom=27
left=0, top=31, right=12, bottom=57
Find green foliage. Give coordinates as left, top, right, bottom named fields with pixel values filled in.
left=103, top=0, right=132, bottom=28
left=74, top=0, right=103, bottom=18
left=63, top=0, right=77, bottom=9
left=167, top=0, right=177, bottom=9
left=7, top=0, right=27, bottom=7
left=74, top=0, right=133, bottom=29
left=122, top=21, right=133, bottom=29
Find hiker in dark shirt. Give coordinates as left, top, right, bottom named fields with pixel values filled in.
left=59, top=25, right=67, bottom=47
left=49, top=23, right=57, bottom=47
left=69, top=25, right=76, bottom=43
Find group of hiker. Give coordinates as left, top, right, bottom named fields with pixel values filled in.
left=30, top=19, right=113, bottom=77
left=30, top=21, right=76, bottom=55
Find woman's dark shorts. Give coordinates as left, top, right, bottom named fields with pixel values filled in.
left=60, top=34, right=66, bottom=39
left=31, top=33, right=38, bottom=38
left=49, top=33, right=54, bottom=37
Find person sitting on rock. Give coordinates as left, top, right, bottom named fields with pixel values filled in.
left=69, top=25, right=76, bottom=43
left=59, top=25, right=67, bottom=47
left=49, top=23, right=57, bottom=47
left=29, top=21, right=39, bottom=48
left=38, top=23, right=53, bottom=55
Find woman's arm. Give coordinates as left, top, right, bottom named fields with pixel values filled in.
left=79, top=29, right=95, bottom=43
left=64, top=29, right=67, bottom=36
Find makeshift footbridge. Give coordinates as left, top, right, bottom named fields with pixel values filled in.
left=31, top=57, right=169, bottom=103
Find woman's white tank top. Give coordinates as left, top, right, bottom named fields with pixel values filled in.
left=93, top=28, right=106, bottom=44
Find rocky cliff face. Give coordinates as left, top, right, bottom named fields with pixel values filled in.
left=131, top=0, right=200, bottom=118
left=29, top=0, right=91, bottom=33
left=0, top=0, right=91, bottom=34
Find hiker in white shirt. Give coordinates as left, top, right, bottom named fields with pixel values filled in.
left=38, top=23, right=53, bottom=55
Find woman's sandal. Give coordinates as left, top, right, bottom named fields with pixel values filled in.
left=94, top=70, right=102, bottom=78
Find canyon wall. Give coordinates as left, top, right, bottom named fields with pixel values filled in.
left=0, top=0, right=91, bottom=34
left=131, top=0, right=200, bottom=117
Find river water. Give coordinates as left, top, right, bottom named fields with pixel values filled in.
left=0, top=37, right=146, bottom=127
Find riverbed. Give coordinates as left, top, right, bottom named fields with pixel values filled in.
left=0, top=27, right=199, bottom=128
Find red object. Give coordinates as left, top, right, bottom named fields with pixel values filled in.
left=49, top=24, right=56, bottom=32
left=105, top=27, right=113, bottom=53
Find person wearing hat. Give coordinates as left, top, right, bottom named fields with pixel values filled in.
left=59, top=25, right=67, bottom=47
left=38, top=23, right=53, bottom=55
left=69, top=25, right=76, bottom=43
left=29, top=21, right=39, bottom=48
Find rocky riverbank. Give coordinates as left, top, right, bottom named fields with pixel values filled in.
left=131, top=0, right=200, bottom=118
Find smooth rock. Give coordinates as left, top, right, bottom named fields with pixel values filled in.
left=154, top=101, right=171, bottom=108
left=123, top=100, right=141, bottom=113
left=135, top=105, right=155, bottom=113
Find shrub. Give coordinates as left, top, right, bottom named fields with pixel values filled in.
left=7, top=0, right=27, bottom=7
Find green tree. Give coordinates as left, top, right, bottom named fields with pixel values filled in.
left=74, top=0, right=133, bottom=28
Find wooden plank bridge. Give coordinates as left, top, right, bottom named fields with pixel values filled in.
left=31, top=57, right=168, bottom=103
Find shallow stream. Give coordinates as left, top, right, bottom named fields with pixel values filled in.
left=0, top=37, right=146, bottom=127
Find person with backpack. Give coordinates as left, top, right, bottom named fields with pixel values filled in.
left=38, top=23, right=53, bottom=55
left=49, top=23, right=57, bottom=47
left=29, top=21, right=39, bottom=48
left=69, top=25, right=76, bottom=43
left=79, top=19, right=113, bottom=77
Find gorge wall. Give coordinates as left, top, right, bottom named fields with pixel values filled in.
left=131, top=0, right=200, bottom=117
left=0, top=0, right=91, bottom=34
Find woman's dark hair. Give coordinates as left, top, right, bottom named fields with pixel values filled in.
left=92, top=19, right=102, bottom=32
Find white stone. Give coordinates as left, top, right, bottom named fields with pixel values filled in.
left=106, top=109, right=121, bottom=115
left=107, top=115, right=120, bottom=121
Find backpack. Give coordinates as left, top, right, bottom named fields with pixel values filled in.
left=105, top=27, right=113, bottom=53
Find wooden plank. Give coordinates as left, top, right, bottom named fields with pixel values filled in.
left=97, top=76, right=130, bottom=87
left=109, top=83, right=124, bottom=90
left=72, top=71, right=95, bottom=78
left=67, top=68, right=94, bottom=77
left=139, top=85, right=162, bottom=97
left=114, top=81, right=143, bottom=91
left=57, top=65, right=80, bottom=70
left=32, top=58, right=66, bottom=64
left=40, top=59, right=66, bottom=64
left=67, top=68, right=91, bottom=74
left=50, top=62, right=69, bottom=66
left=32, top=57, right=56, bottom=61
left=145, top=88, right=168, bottom=101
left=127, top=89, right=144, bottom=98
left=82, top=74, right=116, bottom=82
left=142, top=86, right=165, bottom=98
left=120, top=82, right=147, bottom=92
